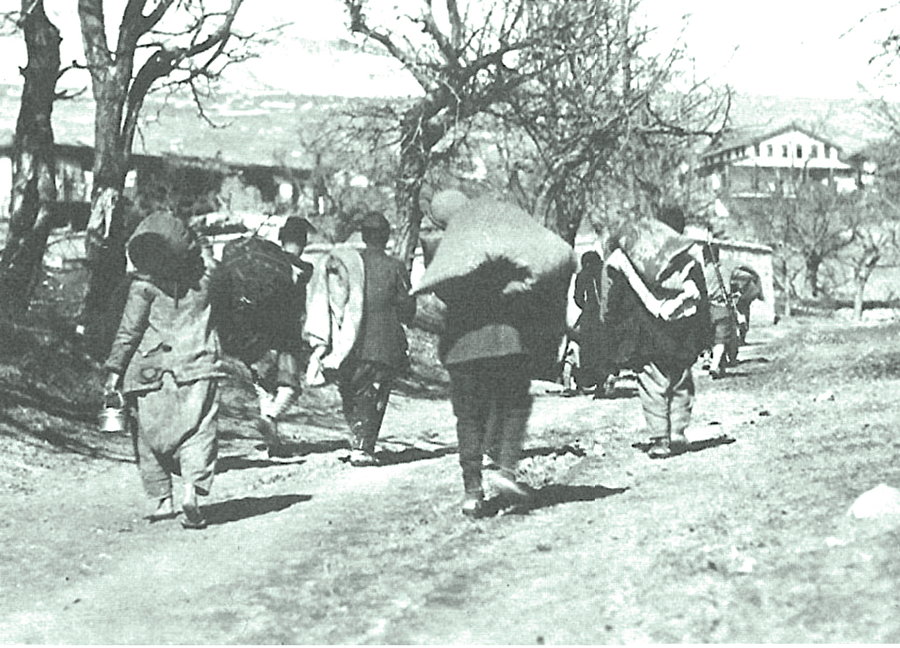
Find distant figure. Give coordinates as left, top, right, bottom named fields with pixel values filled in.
left=700, top=242, right=736, bottom=379
left=103, top=212, right=226, bottom=529
left=729, top=265, right=763, bottom=352
left=573, top=250, right=614, bottom=396
left=602, top=205, right=711, bottom=459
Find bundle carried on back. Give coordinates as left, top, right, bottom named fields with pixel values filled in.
left=209, top=236, right=304, bottom=364
left=603, top=217, right=704, bottom=322
left=412, top=191, right=576, bottom=380
left=411, top=194, right=576, bottom=300
left=606, top=217, right=696, bottom=289
left=303, top=245, right=366, bottom=384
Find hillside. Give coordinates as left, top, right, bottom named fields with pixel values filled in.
left=0, top=54, right=893, bottom=171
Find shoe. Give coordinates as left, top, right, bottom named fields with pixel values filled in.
left=181, top=485, right=207, bottom=530
left=669, top=434, right=689, bottom=456
left=461, top=494, right=485, bottom=519
left=647, top=437, right=671, bottom=459
left=349, top=449, right=378, bottom=467
left=709, top=367, right=726, bottom=379
left=489, top=469, right=530, bottom=498
left=146, top=496, right=175, bottom=522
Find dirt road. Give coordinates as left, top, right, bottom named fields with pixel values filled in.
left=3, top=320, right=900, bottom=643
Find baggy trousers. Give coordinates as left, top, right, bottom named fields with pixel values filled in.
left=635, top=360, right=694, bottom=442
left=337, top=359, right=396, bottom=454
left=131, top=373, right=220, bottom=500
left=448, top=355, right=533, bottom=496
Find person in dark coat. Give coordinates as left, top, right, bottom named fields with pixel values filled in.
left=337, top=211, right=416, bottom=467
left=572, top=250, right=614, bottom=396
left=427, top=190, right=568, bottom=518
left=103, top=212, right=227, bottom=529
left=249, top=216, right=315, bottom=458
left=602, top=205, right=710, bottom=459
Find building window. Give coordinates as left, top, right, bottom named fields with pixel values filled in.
left=810, top=144, right=818, bottom=158
left=782, top=145, right=789, bottom=158
left=767, top=144, right=773, bottom=157
left=754, top=144, right=760, bottom=157
left=796, top=144, right=803, bottom=158
left=824, top=145, right=831, bottom=159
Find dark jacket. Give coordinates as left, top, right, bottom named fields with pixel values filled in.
left=437, top=261, right=565, bottom=372
left=351, top=246, right=416, bottom=369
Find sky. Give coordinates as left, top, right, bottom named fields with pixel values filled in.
left=0, top=0, right=897, bottom=99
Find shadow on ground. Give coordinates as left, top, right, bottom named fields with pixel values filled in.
left=631, top=435, right=736, bottom=455
left=481, top=484, right=628, bottom=517
left=205, top=493, right=312, bottom=526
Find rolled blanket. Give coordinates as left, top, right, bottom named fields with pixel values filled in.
left=411, top=197, right=576, bottom=299
left=608, top=217, right=696, bottom=289
left=303, top=245, right=365, bottom=381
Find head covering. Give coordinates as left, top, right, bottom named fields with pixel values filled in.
left=429, top=189, right=469, bottom=229
left=279, top=217, right=315, bottom=243
left=358, top=211, right=390, bottom=233
left=127, top=211, right=196, bottom=279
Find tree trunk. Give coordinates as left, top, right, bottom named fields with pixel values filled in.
left=0, top=1, right=60, bottom=317
left=394, top=105, right=437, bottom=270
left=79, top=79, right=130, bottom=353
left=852, top=250, right=879, bottom=321
left=781, top=257, right=792, bottom=319
left=805, top=253, right=821, bottom=298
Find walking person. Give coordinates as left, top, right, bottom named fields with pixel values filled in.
left=700, top=240, right=736, bottom=379
left=572, top=250, right=614, bottom=397
left=602, top=205, right=710, bottom=459
left=309, top=211, right=416, bottom=467
left=248, top=217, right=315, bottom=458
left=418, top=190, right=574, bottom=518
left=103, top=211, right=227, bottom=529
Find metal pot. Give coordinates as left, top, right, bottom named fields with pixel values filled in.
left=99, top=391, right=127, bottom=433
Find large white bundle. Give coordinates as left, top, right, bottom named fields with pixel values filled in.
left=411, top=196, right=576, bottom=299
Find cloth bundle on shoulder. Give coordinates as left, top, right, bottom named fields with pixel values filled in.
left=303, top=245, right=365, bottom=384
left=411, top=197, right=576, bottom=299
left=730, top=265, right=763, bottom=302
left=209, top=236, right=302, bottom=364
left=607, top=217, right=696, bottom=289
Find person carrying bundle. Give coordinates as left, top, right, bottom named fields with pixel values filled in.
left=305, top=212, right=416, bottom=467
left=210, top=217, right=314, bottom=458
left=601, top=205, right=711, bottom=459
left=414, top=189, right=576, bottom=518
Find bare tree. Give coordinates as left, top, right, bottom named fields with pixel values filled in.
left=341, top=0, right=571, bottom=265
left=504, top=33, right=730, bottom=244
left=340, top=0, right=729, bottom=260
left=0, top=1, right=62, bottom=317
left=76, top=0, right=252, bottom=346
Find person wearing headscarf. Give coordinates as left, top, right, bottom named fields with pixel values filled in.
left=103, top=211, right=227, bottom=529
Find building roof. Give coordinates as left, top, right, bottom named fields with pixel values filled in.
left=702, top=122, right=844, bottom=161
